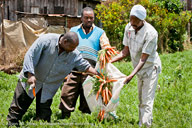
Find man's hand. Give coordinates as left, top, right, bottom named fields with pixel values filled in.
left=85, top=66, right=99, bottom=76
left=110, top=46, right=130, bottom=63
left=27, top=73, right=36, bottom=88
left=123, top=75, right=134, bottom=84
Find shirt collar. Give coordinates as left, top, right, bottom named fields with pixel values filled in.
left=78, top=23, right=95, bottom=34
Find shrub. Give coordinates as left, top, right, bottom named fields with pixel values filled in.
left=95, top=0, right=133, bottom=50
left=142, top=0, right=191, bottom=52
left=95, top=0, right=192, bottom=53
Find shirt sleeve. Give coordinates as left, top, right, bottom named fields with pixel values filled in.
left=100, top=32, right=111, bottom=49
left=23, top=36, right=46, bottom=77
left=142, top=34, right=158, bottom=55
left=74, top=53, right=91, bottom=72
left=122, top=24, right=129, bottom=46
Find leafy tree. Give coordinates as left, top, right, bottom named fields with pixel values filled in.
left=95, top=0, right=191, bottom=53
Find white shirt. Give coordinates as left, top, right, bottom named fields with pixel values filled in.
left=123, top=21, right=161, bottom=77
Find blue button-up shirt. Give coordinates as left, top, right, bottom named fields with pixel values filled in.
left=19, top=33, right=90, bottom=103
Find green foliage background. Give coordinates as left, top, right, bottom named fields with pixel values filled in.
left=95, top=0, right=192, bottom=53
left=0, top=50, right=192, bottom=127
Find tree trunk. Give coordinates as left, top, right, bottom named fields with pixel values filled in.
left=187, top=0, right=191, bottom=10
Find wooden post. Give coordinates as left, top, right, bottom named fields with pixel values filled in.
left=1, top=2, right=5, bottom=48
left=187, top=0, right=191, bottom=43
left=188, top=20, right=191, bottom=43
left=1, top=0, right=6, bottom=64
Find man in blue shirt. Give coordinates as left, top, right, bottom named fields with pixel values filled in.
left=7, top=32, right=99, bottom=127
left=59, top=7, right=111, bottom=118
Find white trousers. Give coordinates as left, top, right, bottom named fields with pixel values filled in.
left=137, top=68, right=159, bottom=127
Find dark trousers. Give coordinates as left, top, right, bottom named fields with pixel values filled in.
left=7, top=80, right=52, bottom=126
left=59, top=72, right=91, bottom=115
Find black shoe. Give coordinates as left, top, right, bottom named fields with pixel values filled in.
left=8, top=120, right=20, bottom=127
left=61, top=111, right=71, bottom=119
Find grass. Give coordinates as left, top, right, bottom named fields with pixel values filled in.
left=0, top=50, right=192, bottom=128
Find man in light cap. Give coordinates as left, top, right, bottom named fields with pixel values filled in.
left=110, top=4, right=161, bottom=127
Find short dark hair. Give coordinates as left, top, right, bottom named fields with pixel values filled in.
left=63, top=32, right=79, bottom=45
left=81, top=7, right=94, bottom=17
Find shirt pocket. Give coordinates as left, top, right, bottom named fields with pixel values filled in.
left=130, top=37, right=143, bottom=53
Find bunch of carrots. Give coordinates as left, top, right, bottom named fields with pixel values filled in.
left=98, top=47, right=119, bottom=70
left=94, top=73, right=117, bottom=121
left=95, top=73, right=117, bottom=105
left=93, top=46, right=119, bottom=121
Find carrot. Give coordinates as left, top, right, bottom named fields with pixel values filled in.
left=100, top=73, right=105, bottom=79
left=95, top=75, right=102, bottom=79
left=106, top=51, right=112, bottom=58
left=106, top=76, right=108, bottom=81
left=101, top=89, right=104, bottom=98
left=105, top=53, right=110, bottom=63
left=96, top=82, right=105, bottom=100
left=103, top=55, right=106, bottom=69
left=106, top=79, right=118, bottom=83
left=103, top=89, right=106, bottom=104
left=99, top=54, right=103, bottom=64
left=33, top=88, right=36, bottom=97
left=100, top=61, right=103, bottom=71
left=109, top=50, right=114, bottom=55
left=105, top=90, right=108, bottom=105
left=96, top=90, right=100, bottom=100
left=97, top=109, right=101, bottom=119
left=106, top=47, right=115, bottom=50
left=99, top=83, right=104, bottom=92
left=108, top=90, right=112, bottom=98
left=106, top=87, right=109, bottom=103
left=100, top=110, right=105, bottom=121
left=110, top=48, right=116, bottom=55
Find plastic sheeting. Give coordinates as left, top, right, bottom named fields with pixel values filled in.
left=0, top=18, right=47, bottom=53
left=0, top=18, right=47, bottom=64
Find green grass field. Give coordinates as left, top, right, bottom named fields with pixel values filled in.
left=0, top=50, right=192, bottom=128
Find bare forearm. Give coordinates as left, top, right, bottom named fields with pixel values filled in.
left=124, top=58, right=147, bottom=84
left=129, top=53, right=149, bottom=77
left=130, top=59, right=146, bottom=77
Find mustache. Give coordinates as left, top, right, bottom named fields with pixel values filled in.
left=132, top=25, right=137, bottom=27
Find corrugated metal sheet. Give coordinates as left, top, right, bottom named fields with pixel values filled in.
left=0, top=0, right=100, bottom=24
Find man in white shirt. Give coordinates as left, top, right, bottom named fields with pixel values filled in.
left=111, top=5, right=161, bottom=127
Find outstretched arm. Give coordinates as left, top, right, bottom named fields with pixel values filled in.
left=124, top=53, right=149, bottom=84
